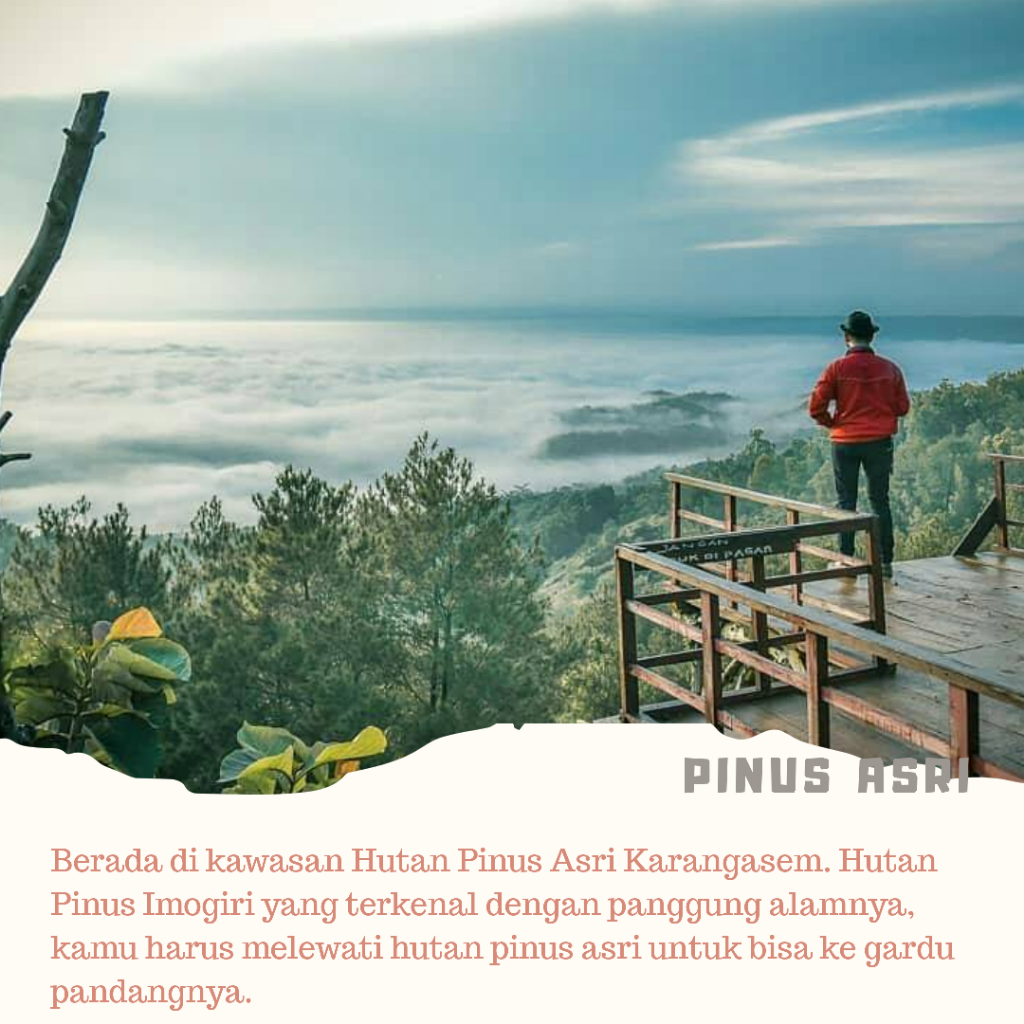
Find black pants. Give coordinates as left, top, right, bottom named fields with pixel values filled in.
left=831, top=438, right=895, bottom=564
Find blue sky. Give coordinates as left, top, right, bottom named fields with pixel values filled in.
left=2, top=0, right=1024, bottom=315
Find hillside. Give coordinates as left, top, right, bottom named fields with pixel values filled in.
left=510, top=369, right=1024, bottom=617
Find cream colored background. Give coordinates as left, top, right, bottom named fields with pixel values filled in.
left=1, top=724, right=1020, bottom=1020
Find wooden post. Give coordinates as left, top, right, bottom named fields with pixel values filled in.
left=787, top=508, right=803, bottom=604
left=616, top=554, right=639, bottom=721
left=700, top=590, right=723, bottom=731
left=670, top=480, right=681, bottom=540
left=865, top=519, right=889, bottom=673
left=994, top=457, right=1009, bottom=549
left=723, top=493, right=738, bottom=585
left=750, top=553, right=769, bottom=693
left=806, top=631, right=831, bottom=748
left=949, top=686, right=979, bottom=778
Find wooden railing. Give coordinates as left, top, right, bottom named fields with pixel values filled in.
left=954, top=452, right=1024, bottom=557
left=665, top=473, right=887, bottom=636
left=615, top=542, right=1024, bottom=782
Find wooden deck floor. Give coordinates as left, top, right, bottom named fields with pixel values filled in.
left=613, top=554, right=1024, bottom=775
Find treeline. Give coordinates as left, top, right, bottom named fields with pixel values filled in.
left=513, top=368, right=1024, bottom=613
left=1, top=435, right=560, bottom=791
left=512, top=368, right=1024, bottom=721
left=3, top=369, right=1023, bottom=785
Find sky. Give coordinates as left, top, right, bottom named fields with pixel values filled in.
left=1, top=0, right=1024, bottom=316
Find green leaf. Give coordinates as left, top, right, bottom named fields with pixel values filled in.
left=236, top=723, right=299, bottom=758
left=6, top=658, right=80, bottom=694
left=223, top=774, right=278, bottom=795
left=219, top=746, right=296, bottom=789
left=87, top=715, right=161, bottom=778
left=239, top=746, right=295, bottom=783
left=14, top=692, right=67, bottom=726
left=94, top=645, right=174, bottom=689
left=127, top=638, right=192, bottom=683
left=218, top=747, right=259, bottom=784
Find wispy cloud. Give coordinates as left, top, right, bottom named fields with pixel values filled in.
left=690, top=236, right=801, bottom=251
left=537, top=241, right=582, bottom=257
left=673, top=82, right=1024, bottom=249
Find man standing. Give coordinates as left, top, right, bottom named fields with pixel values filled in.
left=808, top=311, right=910, bottom=579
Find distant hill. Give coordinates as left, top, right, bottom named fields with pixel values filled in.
left=510, top=368, right=1024, bottom=617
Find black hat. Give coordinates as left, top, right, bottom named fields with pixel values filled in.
left=840, top=310, right=879, bottom=340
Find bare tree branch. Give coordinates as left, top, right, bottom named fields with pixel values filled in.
left=0, top=90, right=109, bottom=371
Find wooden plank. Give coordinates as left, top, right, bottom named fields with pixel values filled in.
left=714, top=707, right=760, bottom=738
left=626, top=599, right=702, bottom=643
left=635, top=588, right=702, bottom=606
left=995, top=458, right=1010, bottom=549
left=831, top=664, right=892, bottom=684
left=750, top=554, right=769, bottom=693
left=670, top=479, right=681, bottom=539
left=953, top=496, right=999, bottom=557
left=714, top=639, right=808, bottom=691
left=724, top=492, right=739, bottom=594
left=623, top=664, right=1024, bottom=780
left=630, top=663, right=703, bottom=711
left=949, top=687, right=979, bottom=779
left=632, top=517, right=874, bottom=567
left=807, top=632, right=831, bottom=748
left=713, top=690, right=924, bottom=763
left=821, top=685, right=950, bottom=757
left=616, top=556, right=639, bottom=720
left=617, top=544, right=1024, bottom=710
left=787, top=508, right=803, bottom=605
left=797, top=544, right=867, bottom=567
left=962, top=551, right=1024, bottom=577
left=799, top=591, right=871, bottom=622
left=830, top=670, right=1024, bottom=774
left=636, top=649, right=702, bottom=669
left=664, top=472, right=861, bottom=521
left=865, top=518, right=887, bottom=665
left=678, top=508, right=727, bottom=530
left=805, top=571, right=1007, bottom=651
left=765, top=567, right=865, bottom=589
left=864, top=565, right=1024, bottom=625
left=970, top=756, right=1024, bottom=783
left=701, top=591, right=724, bottom=731
left=721, top=683, right=800, bottom=704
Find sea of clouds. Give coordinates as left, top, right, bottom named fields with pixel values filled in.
left=2, top=317, right=1021, bottom=531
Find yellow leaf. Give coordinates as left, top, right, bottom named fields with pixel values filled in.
left=239, top=747, right=295, bottom=784
left=108, top=608, right=163, bottom=642
left=312, top=727, right=387, bottom=769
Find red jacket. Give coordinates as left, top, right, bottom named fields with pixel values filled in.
left=808, top=347, right=910, bottom=443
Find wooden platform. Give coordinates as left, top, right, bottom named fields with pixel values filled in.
left=609, top=554, right=1024, bottom=777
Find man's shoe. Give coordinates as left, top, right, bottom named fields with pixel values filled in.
left=881, top=563, right=894, bottom=580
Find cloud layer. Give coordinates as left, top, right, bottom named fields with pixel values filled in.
left=674, top=83, right=1024, bottom=249
left=3, top=315, right=1023, bottom=530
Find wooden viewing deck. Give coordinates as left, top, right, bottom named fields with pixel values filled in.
left=605, top=454, right=1024, bottom=782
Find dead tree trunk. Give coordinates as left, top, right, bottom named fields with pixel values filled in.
left=0, top=91, right=109, bottom=370
left=0, top=91, right=108, bottom=732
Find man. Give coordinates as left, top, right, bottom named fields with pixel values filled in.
left=808, top=311, right=910, bottom=580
